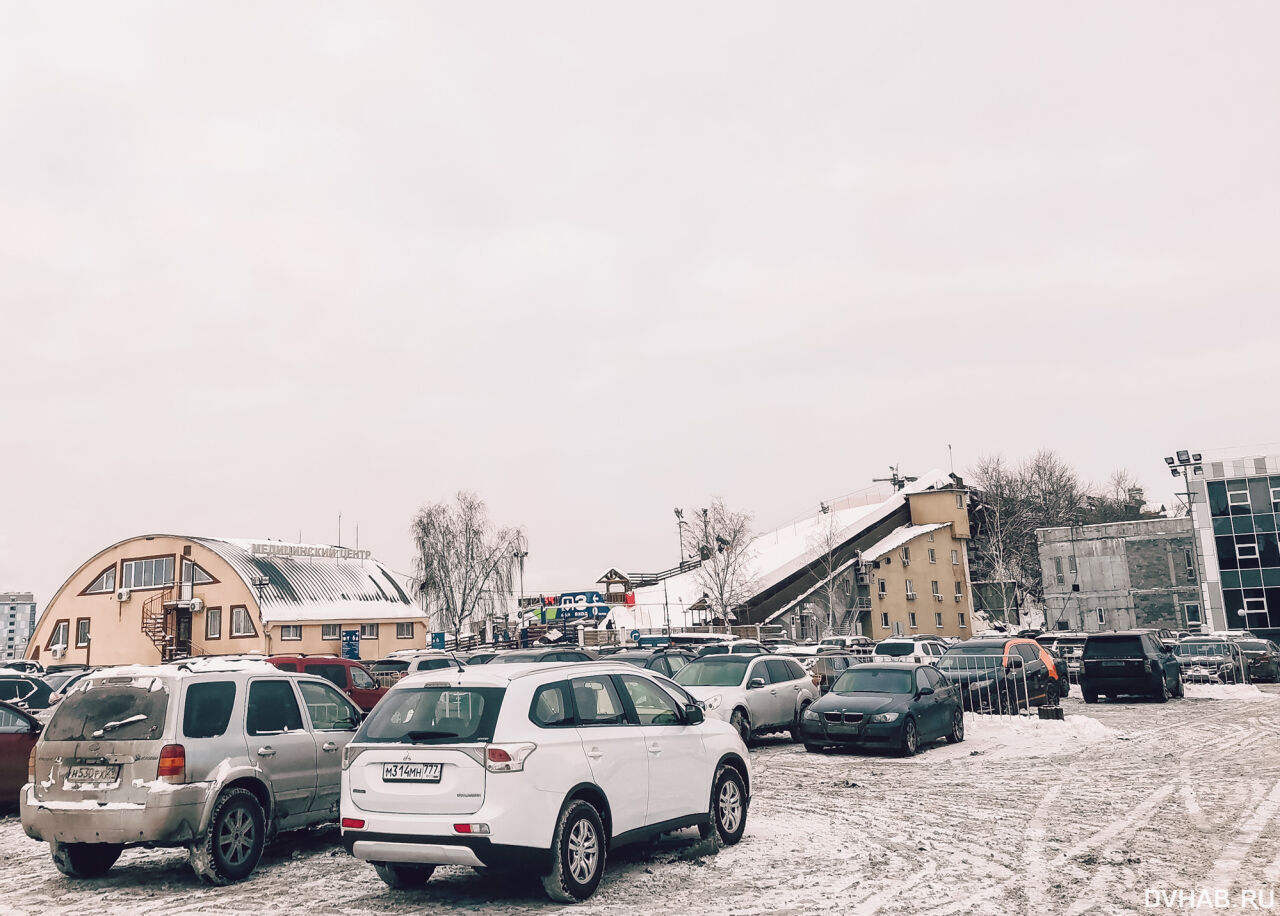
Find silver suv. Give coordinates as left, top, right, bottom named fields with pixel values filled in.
left=21, top=659, right=362, bottom=884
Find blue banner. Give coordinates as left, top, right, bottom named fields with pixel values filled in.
left=340, top=629, right=360, bottom=660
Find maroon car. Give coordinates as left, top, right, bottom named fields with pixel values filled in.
left=0, top=701, right=39, bottom=810
left=267, top=655, right=387, bottom=711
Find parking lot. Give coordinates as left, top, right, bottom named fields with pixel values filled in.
left=3, top=686, right=1280, bottom=915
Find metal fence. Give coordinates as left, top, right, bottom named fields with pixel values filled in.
left=937, top=653, right=1038, bottom=719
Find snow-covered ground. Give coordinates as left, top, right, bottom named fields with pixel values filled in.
left=3, top=688, right=1280, bottom=915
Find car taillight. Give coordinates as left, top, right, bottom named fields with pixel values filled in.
left=28, top=747, right=36, bottom=783
left=485, top=743, right=536, bottom=773
left=454, top=823, right=491, bottom=835
left=157, top=744, right=185, bottom=783
left=341, top=817, right=365, bottom=830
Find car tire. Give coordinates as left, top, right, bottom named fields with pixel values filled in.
left=803, top=743, right=824, bottom=753
left=51, top=842, right=123, bottom=878
left=189, top=787, right=266, bottom=886
left=374, top=862, right=435, bottom=889
left=946, top=708, right=965, bottom=743
left=899, top=716, right=919, bottom=757
left=1105, top=694, right=1117, bottom=703
left=789, top=703, right=810, bottom=743
left=699, top=764, right=747, bottom=847
left=1155, top=676, right=1170, bottom=703
left=1173, top=675, right=1185, bottom=698
left=730, top=709, right=751, bottom=746
left=541, top=799, right=606, bottom=903
left=1046, top=680, right=1059, bottom=707
left=1083, top=690, right=1098, bottom=704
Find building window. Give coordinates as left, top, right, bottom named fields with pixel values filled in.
left=81, top=566, right=116, bottom=595
left=360, top=623, right=379, bottom=640
left=181, top=559, right=215, bottom=585
left=880, top=612, right=890, bottom=628
left=931, top=580, right=942, bottom=598
left=956, top=492, right=965, bottom=509
left=280, top=625, right=302, bottom=641
left=1237, top=537, right=1259, bottom=561
left=1229, top=490, right=1251, bottom=509
left=905, top=579, right=916, bottom=599
left=1184, top=549, right=1197, bottom=581
left=900, top=547, right=910, bottom=565
left=1272, top=485, right=1280, bottom=512
left=46, top=620, right=69, bottom=651
left=878, top=579, right=887, bottom=597
left=928, top=548, right=937, bottom=564
left=951, top=549, right=960, bottom=565
left=1054, top=557, right=1064, bottom=584
left=935, top=612, right=944, bottom=628
left=121, top=556, right=175, bottom=590
left=1184, top=604, right=1202, bottom=625
left=1245, top=597, right=1267, bottom=617
left=230, top=606, right=256, bottom=638
left=321, top=624, right=341, bottom=640
left=75, top=619, right=90, bottom=648
left=396, top=622, right=414, bottom=639
left=1068, top=556, right=1077, bottom=574
left=205, top=607, right=222, bottom=640
left=927, top=532, right=935, bottom=543
left=1096, top=607, right=1105, bottom=626
left=958, top=612, right=967, bottom=628
left=908, top=612, right=917, bottom=628
left=955, top=581, right=964, bottom=598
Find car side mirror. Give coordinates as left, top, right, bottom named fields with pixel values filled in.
left=684, top=703, right=705, bottom=725
left=916, top=687, right=934, bottom=697
left=1008, top=657, right=1024, bottom=669
left=747, top=677, right=766, bottom=690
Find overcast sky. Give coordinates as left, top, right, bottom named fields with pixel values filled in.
left=3, top=2, right=1279, bottom=609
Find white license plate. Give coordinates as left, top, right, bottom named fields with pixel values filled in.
left=382, top=762, right=442, bottom=783
left=67, top=765, right=119, bottom=783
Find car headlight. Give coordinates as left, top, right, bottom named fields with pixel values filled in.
left=869, top=712, right=900, bottom=723
left=802, top=708, right=819, bottom=721
left=704, top=694, right=722, bottom=711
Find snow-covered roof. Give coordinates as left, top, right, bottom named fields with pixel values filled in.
left=192, top=537, right=422, bottom=624
left=860, top=522, right=951, bottom=562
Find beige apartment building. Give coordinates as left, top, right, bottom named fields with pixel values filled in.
left=28, top=535, right=426, bottom=666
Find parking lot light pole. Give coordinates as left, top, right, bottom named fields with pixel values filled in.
left=1165, top=450, right=1205, bottom=632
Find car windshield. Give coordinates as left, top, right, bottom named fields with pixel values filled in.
left=357, top=687, right=505, bottom=744
left=873, top=641, right=916, bottom=657
left=674, top=657, right=750, bottom=687
left=1175, top=642, right=1232, bottom=657
left=45, top=681, right=169, bottom=742
left=832, top=667, right=914, bottom=694
left=1237, top=641, right=1269, bottom=652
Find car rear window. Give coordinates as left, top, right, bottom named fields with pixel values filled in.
left=358, top=687, right=505, bottom=744
left=306, top=664, right=348, bottom=687
left=1084, top=637, right=1144, bottom=658
left=873, top=642, right=915, bottom=657
left=46, top=681, right=170, bottom=742
left=371, top=660, right=410, bottom=673
left=183, top=681, right=236, bottom=739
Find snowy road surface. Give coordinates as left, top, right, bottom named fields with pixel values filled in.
left=4, top=687, right=1280, bottom=915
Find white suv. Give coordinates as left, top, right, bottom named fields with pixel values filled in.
left=673, top=654, right=818, bottom=744
left=872, top=637, right=948, bottom=666
left=339, top=662, right=751, bottom=903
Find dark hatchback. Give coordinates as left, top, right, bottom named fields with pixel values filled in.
left=937, top=639, right=1054, bottom=713
left=799, top=663, right=964, bottom=756
left=1081, top=631, right=1184, bottom=702
left=1232, top=639, right=1280, bottom=683
left=609, top=648, right=697, bottom=678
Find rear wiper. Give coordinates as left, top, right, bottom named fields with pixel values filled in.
left=406, top=730, right=460, bottom=741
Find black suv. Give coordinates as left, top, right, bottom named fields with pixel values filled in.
left=1080, top=631, right=1183, bottom=703
left=608, top=648, right=698, bottom=678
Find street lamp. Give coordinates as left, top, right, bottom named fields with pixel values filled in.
left=1165, top=450, right=1205, bottom=632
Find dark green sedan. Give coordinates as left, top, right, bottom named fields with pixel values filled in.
left=799, top=663, right=964, bottom=756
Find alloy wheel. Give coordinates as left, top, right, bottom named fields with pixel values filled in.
left=718, top=778, right=743, bottom=835
left=567, top=817, right=599, bottom=884
left=219, top=809, right=255, bottom=867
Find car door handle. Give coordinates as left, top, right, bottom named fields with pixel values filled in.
left=586, top=748, right=603, bottom=760
left=321, top=741, right=339, bottom=752
left=648, top=743, right=662, bottom=755
left=257, top=746, right=276, bottom=758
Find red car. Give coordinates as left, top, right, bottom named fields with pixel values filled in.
left=0, top=701, right=40, bottom=810
left=266, top=655, right=387, bottom=711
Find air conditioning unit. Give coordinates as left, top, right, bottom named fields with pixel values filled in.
left=116, top=588, right=131, bottom=602
left=49, top=646, right=66, bottom=660
left=190, top=598, right=205, bottom=613
left=934, top=595, right=943, bottom=602
left=856, top=573, right=869, bottom=585
left=906, top=593, right=917, bottom=601
left=901, top=559, right=910, bottom=567
left=954, top=595, right=962, bottom=602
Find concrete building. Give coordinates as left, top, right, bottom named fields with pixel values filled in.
left=27, top=535, right=426, bottom=666
left=1, top=592, right=37, bottom=660
left=1183, top=453, right=1280, bottom=636
left=1037, top=517, right=1199, bottom=633
left=606, top=470, right=979, bottom=641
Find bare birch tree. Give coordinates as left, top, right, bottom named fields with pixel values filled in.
left=410, top=491, right=522, bottom=646
left=680, top=498, right=757, bottom=631
left=807, top=508, right=849, bottom=637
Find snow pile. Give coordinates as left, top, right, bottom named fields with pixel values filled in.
left=1183, top=683, right=1276, bottom=702
left=873, top=712, right=1116, bottom=764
